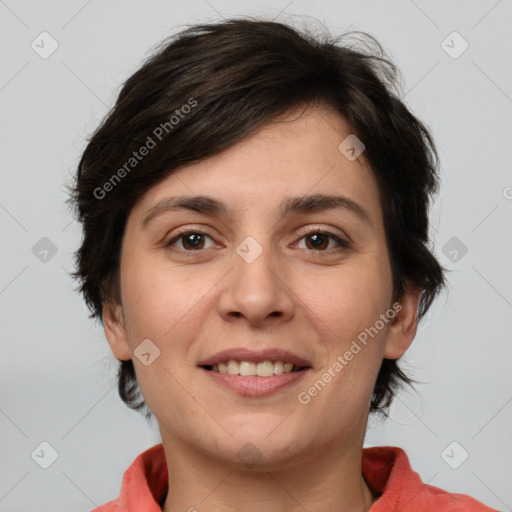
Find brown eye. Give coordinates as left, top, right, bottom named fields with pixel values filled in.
left=305, top=232, right=330, bottom=250
left=297, top=230, right=349, bottom=251
left=166, top=231, right=214, bottom=251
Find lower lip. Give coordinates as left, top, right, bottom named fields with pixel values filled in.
left=201, top=368, right=309, bottom=397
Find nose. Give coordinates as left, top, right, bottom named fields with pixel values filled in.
left=217, top=238, right=296, bottom=328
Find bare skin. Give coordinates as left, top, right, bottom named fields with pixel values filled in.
left=103, top=103, right=421, bottom=512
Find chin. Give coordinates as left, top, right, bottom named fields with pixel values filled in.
left=205, top=421, right=317, bottom=471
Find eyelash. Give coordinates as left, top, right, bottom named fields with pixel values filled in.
left=164, top=228, right=350, bottom=254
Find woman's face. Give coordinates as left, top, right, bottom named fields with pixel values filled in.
left=104, top=104, right=419, bottom=468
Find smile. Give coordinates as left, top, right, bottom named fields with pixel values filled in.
left=198, top=348, right=312, bottom=396
left=204, top=360, right=306, bottom=377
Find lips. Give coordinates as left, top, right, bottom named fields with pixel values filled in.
left=198, top=348, right=313, bottom=396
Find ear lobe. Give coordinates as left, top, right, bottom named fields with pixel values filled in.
left=383, top=287, right=422, bottom=360
left=102, top=302, right=131, bottom=361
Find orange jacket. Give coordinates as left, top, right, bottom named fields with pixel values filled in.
left=92, top=444, right=496, bottom=511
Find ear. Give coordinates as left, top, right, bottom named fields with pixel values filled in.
left=383, top=287, right=422, bottom=359
left=102, top=302, right=131, bottom=361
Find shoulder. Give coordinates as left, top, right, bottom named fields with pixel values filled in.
left=362, top=446, right=496, bottom=511
left=89, top=444, right=168, bottom=512
left=414, top=483, right=497, bottom=511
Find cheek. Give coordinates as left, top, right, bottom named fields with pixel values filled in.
left=118, top=257, right=209, bottom=417
left=298, top=255, right=392, bottom=341
left=120, top=253, right=206, bottom=343
left=294, top=253, right=391, bottom=407
left=296, top=267, right=389, bottom=429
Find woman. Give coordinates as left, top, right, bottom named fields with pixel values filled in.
left=69, top=17, right=495, bottom=511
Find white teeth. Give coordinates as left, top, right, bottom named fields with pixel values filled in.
left=227, top=360, right=239, bottom=375
left=273, top=361, right=284, bottom=375
left=256, top=361, right=274, bottom=377
left=239, top=361, right=256, bottom=376
left=212, top=360, right=303, bottom=377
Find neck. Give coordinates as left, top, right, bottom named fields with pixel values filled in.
left=161, top=434, right=377, bottom=512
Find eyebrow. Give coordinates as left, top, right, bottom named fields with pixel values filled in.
left=142, top=194, right=372, bottom=228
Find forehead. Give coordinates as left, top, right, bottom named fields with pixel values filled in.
left=130, top=105, right=382, bottom=225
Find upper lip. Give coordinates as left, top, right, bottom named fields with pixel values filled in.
left=198, top=348, right=313, bottom=368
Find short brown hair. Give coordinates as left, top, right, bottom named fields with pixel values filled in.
left=68, top=17, right=446, bottom=416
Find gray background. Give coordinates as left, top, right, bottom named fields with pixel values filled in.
left=1, top=0, right=511, bottom=510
